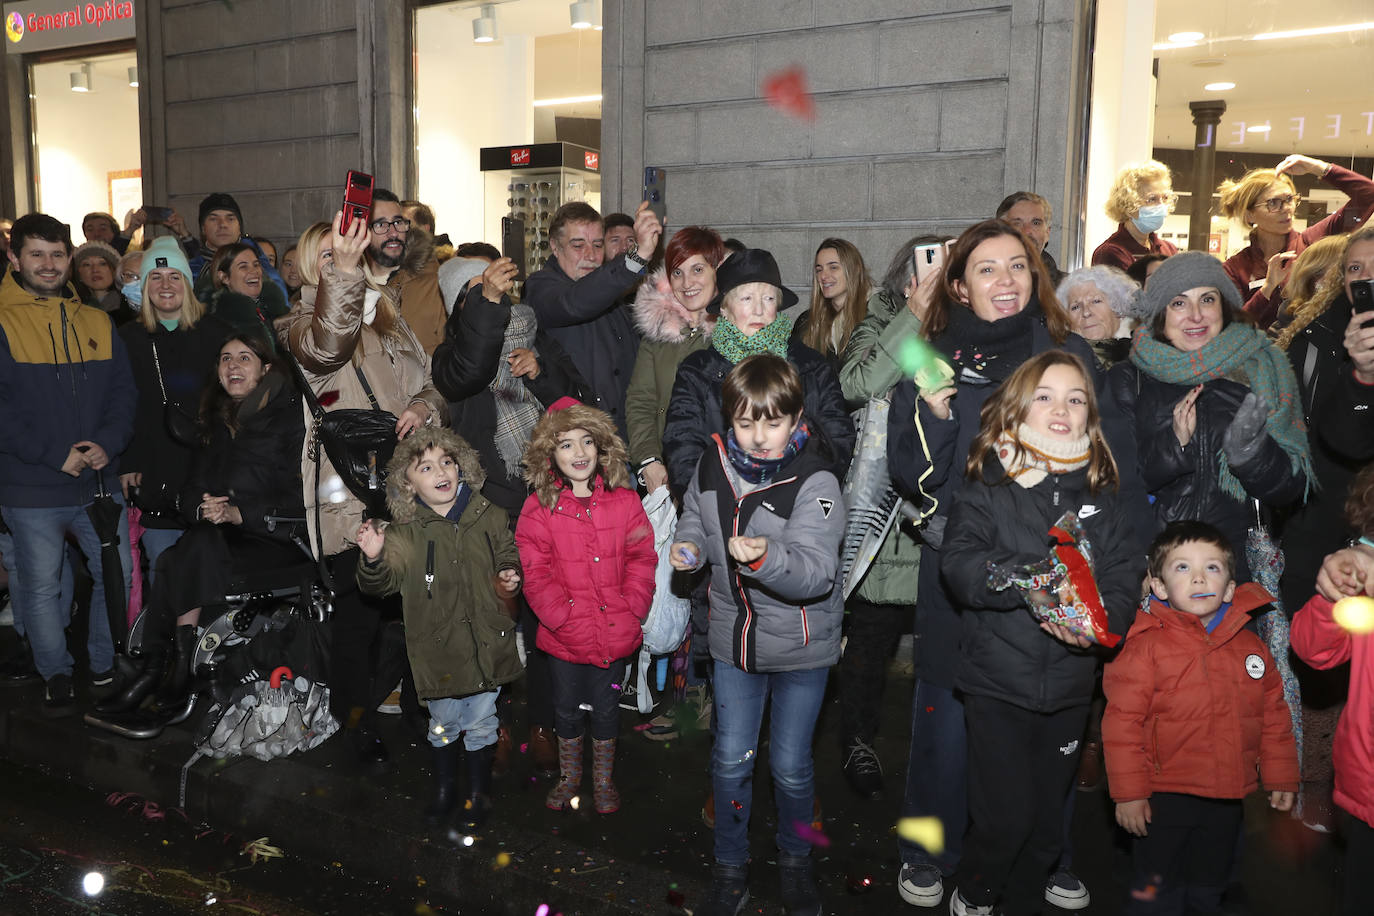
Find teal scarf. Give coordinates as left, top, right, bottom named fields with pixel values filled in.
left=1130, top=322, right=1313, bottom=499
left=712, top=314, right=794, bottom=364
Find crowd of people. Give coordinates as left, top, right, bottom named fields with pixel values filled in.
left=0, top=154, right=1372, bottom=916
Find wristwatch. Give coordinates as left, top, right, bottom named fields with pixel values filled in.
left=624, top=241, right=651, bottom=271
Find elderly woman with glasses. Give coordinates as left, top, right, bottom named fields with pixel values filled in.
left=1217, top=153, right=1374, bottom=328
left=1091, top=160, right=1180, bottom=272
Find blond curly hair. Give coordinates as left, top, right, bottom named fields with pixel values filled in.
left=384, top=427, right=488, bottom=523
left=1275, top=229, right=1374, bottom=352
left=522, top=403, right=631, bottom=509
left=1104, top=160, right=1174, bottom=223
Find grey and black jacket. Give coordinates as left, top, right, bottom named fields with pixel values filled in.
left=674, top=431, right=846, bottom=673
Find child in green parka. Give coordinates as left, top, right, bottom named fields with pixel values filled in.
left=357, top=427, right=522, bottom=834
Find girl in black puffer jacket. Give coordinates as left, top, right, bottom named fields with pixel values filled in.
left=941, top=351, right=1140, bottom=916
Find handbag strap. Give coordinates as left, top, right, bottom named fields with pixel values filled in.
left=353, top=364, right=382, bottom=411
left=150, top=338, right=169, bottom=406
left=268, top=341, right=336, bottom=589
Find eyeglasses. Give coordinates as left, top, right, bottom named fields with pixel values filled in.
left=119, top=271, right=140, bottom=284
left=1256, top=194, right=1296, bottom=213
left=1142, top=191, right=1177, bottom=207
left=369, top=217, right=411, bottom=234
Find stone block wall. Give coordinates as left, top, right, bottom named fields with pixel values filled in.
left=602, top=0, right=1086, bottom=290
left=139, top=0, right=408, bottom=251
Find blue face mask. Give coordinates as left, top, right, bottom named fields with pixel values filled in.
left=1132, top=203, right=1168, bottom=235
left=122, top=280, right=143, bottom=308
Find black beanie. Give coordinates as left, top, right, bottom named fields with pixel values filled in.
left=198, top=192, right=243, bottom=230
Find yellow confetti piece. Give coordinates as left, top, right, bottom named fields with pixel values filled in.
left=241, top=837, right=283, bottom=864
left=896, top=817, right=945, bottom=855
left=495, top=852, right=512, bottom=868
left=416, top=875, right=427, bottom=887
left=1334, top=596, right=1374, bottom=635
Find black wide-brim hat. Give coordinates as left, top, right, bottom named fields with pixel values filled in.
left=706, top=248, right=800, bottom=316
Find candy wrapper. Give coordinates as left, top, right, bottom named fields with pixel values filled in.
left=986, top=510, right=1122, bottom=648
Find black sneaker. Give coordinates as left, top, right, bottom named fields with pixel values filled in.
left=91, top=669, right=115, bottom=687
left=43, top=674, right=75, bottom=718
left=698, top=862, right=749, bottom=916
left=778, top=852, right=822, bottom=916
left=842, top=738, right=884, bottom=799
left=0, top=638, right=41, bottom=685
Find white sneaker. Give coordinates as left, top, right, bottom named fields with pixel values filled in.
left=1044, top=868, right=1090, bottom=910
left=897, top=863, right=944, bottom=907
left=948, top=889, right=995, bottom=916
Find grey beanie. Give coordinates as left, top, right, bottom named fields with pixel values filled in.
left=1137, top=251, right=1241, bottom=323
left=71, top=240, right=120, bottom=275
left=438, top=256, right=491, bottom=315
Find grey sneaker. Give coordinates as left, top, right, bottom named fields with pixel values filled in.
left=898, top=863, right=944, bottom=907
left=1044, top=868, right=1090, bottom=909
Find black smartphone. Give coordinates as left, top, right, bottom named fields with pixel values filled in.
left=341, top=170, right=374, bottom=236
left=142, top=205, right=172, bottom=224
left=502, top=216, right=526, bottom=281
left=1353, top=279, right=1374, bottom=314
left=642, top=166, right=667, bottom=224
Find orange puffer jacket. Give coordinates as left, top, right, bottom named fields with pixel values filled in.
left=1102, top=583, right=1300, bottom=803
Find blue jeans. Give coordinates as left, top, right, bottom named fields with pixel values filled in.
left=0, top=530, right=74, bottom=642
left=711, top=661, right=828, bottom=866
left=139, top=527, right=184, bottom=584
left=427, top=688, right=501, bottom=751
left=4, top=496, right=132, bottom=680
left=899, top=678, right=966, bottom=873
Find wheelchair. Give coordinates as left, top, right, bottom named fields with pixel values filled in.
left=84, top=513, right=333, bottom=741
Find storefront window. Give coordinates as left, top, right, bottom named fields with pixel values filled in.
left=1085, top=2, right=1374, bottom=263
left=413, top=0, right=602, bottom=248
left=30, top=50, right=140, bottom=235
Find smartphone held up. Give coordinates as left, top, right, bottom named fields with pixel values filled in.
left=341, top=170, right=374, bottom=235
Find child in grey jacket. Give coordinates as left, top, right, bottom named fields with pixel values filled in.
left=671, top=354, right=845, bottom=916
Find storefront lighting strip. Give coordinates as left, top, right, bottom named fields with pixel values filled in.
left=1154, top=20, right=1373, bottom=50
left=531, top=94, right=603, bottom=107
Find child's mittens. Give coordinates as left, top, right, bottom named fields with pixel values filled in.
left=1221, top=392, right=1270, bottom=467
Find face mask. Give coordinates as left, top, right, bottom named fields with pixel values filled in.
left=122, top=280, right=143, bottom=309
left=1132, top=204, right=1168, bottom=235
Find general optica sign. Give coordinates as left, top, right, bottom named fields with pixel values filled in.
left=4, top=0, right=135, bottom=54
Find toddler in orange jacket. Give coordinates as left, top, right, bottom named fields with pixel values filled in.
left=1103, top=521, right=1299, bottom=914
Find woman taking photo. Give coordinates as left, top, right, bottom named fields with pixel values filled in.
left=1217, top=153, right=1374, bottom=327
left=280, top=212, right=447, bottom=770
left=626, top=226, right=727, bottom=494
left=1091, top=160, right=1179, bottom=271
left=102, top=332, right=304, bottom=719
left=208, top=242, right=291, bottom=345
left=798, top=238, right=870, bottom=375
left=118, top=237, right=234, bottom=574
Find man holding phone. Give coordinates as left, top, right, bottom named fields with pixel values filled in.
left=524, top=200, right=662, bottom=439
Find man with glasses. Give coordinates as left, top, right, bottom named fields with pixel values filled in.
left=368, top=189, right=446, bottom=356
left=525, top=201, right=661, bottom=439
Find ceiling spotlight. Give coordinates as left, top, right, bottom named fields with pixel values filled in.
left=570, top=0, right=596, bottom=29
left=472, top=4, right=497, bottom=43
left=1203, top=81, right=1236, bottom=91
left=70, top=63, right=91, bottom=93
left=1167, top=31, right=1204, bottom=43
left=127, top=66, right=138, bottom=87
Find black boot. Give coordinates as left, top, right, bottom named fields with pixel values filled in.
left=94, top=647, right=166, bottom=714
left=147, top=625, right=196, bottom=712
left=777, top=852, right=822, bottom=916
left=457, top=742, right=495, bottom=833
left=0, top=636, right=41, bottom=685
left=425, top=741, right=463, bottom=823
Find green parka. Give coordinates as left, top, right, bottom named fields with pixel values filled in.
left=357, top=431, right=523, bottom=699
left=837, top=287, right=923, bottom=604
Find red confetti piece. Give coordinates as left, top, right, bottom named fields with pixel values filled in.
left=761, top=66, right=816, bottom=121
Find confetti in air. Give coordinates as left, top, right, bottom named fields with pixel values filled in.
left=896, top=816, right=946, bottom=855
left=1333, top=595, right=1374, bottom=634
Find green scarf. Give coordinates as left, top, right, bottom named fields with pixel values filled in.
left=1130, top=322, right=1313, bottom=499
left=712, top=313, right=794, bottom=364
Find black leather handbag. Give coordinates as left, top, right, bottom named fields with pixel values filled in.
left=313, top=366, right=398, bottom=520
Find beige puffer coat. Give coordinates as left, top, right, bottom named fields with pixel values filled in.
left=276, top=261, right=447, bottom=556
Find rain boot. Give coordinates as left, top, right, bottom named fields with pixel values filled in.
left=425, top=740, right=463, bottom=823
left=149, top=625, right=196, bottom=710
left=545, top=735, right=583, bottom=810
left=457, top=742, right=495, bottom=833
left=94, top=645, right=165, bottom=714
left=592, top=737, right=620, bottom=814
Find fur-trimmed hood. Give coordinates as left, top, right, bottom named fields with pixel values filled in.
left=632, top=266, right=716, bottom=344
left=400, top=227, right=436, bottom=275
left=385, top=426, right=488, bottom=523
